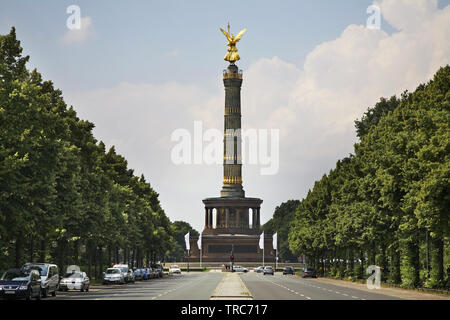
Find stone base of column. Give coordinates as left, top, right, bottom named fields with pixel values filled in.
left=220, top=184, right=245, bottom=198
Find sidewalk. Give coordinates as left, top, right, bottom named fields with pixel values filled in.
left=309, top=277, right=450, bottom=300
left=210, top=272, right=253, bottom=300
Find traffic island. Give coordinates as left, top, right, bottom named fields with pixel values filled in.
left=210, top=272, right=253, bottom=300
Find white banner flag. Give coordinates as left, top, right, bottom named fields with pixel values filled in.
left=259, top=231, right=264, bottom=249
left=273, top=232, right=278, bottom=250
left=197, top=233, right=202, bottom=250
left=185, top=232, right=190, bottom=251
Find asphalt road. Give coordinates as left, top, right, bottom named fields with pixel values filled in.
left=51, top=272, right=402, bottom=300
left=54, top=272, right=224, bottom=300
left=240, top=272, right=401, bottom=300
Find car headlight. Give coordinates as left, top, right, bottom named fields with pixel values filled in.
left=19, top=286, right=28, bottom=290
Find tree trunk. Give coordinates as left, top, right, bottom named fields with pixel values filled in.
left=401, top=239, right=420, bottom=287
left=132, top=246, right=136, bottom=269
left=73, top=240, right=80, bottom=265
left=98, top=246, right=103, bottom=280
left=348, top=248, right=354, bottom=277
left=39, top=239, right=47, bottom=262
left=15, top=236, right=24, bottom=267
left=369, top=242, right=376, bottom=266
left=430, top=236, right=444, bottom=288
left=379, top=243, right=388, bottom=282
left=358, top=249, right=365, bottom=279
left=389, top=244, right=401, bottom=284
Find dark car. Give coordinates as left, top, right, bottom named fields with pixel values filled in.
left=283, top=266, right=295, bottom=275
left=0, top=268, right=42, bottom=300
left=301, top=267, right=317, bottom=278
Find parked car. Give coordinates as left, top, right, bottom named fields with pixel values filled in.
left=134, top=269, right=143, bottom=281
left=169, top=265, right=181, bottom=274
left=138, top=268, right=148, bottom=280
left=142, top=268, right=151, bottom=280
left=103, top=268, right=125, bottom=284
left=59, top=271, right=90, bottom=292
left=232, top=265, right=248, bottom=273
left=113, top=264, right=132, bottom=283
left=22, top=263, right=59, bottom=297
left=301, top=267, right=317, bottom=278
left=152, top=264, right=163, bottom=278
left=283, top=266, right=295, bottom=275
left=253, top=266, right=264, bottom=273
left=127, top=269, right=135, bottom=283
left=0, top=268, right=42, bottom=300
left=151, top=268, right=158, bottom=279
left=263, top=266, right=274, bottom=275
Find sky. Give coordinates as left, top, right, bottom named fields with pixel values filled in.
left=1, top=0, right=449, bottom=232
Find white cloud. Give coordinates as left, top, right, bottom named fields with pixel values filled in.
left=62, top=16, right=95, bottom=44
left=65, top=0, right=450, bottom=231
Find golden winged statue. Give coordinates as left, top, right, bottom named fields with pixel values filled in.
left=220, top=23, right=246, bottom=64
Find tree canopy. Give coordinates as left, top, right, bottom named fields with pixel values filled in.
left=288, top=66, right=449, bottom=289
left=0, top=27, right=196, bottom=277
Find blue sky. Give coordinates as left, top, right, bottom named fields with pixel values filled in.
left=1, top=0, right=398, bottom=91
left=1, top=1, right=449, bottom=232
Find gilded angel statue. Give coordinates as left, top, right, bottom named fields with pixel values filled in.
left=220, top=23, right=246, bottom=64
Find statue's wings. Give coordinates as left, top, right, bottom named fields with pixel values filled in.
left=220, top=28, right=231, bottom=42
left=234, top=28, right=246, bottom=42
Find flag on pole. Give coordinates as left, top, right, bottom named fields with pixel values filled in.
left=259, top=231, right=264, bottom=249
left=273, top=232, right=278, bottom=250
left=185, top=232, right=190, bottom=250
left=197, top=233, right=202, bottom=250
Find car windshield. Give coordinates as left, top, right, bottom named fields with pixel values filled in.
left=306, top=268, right=314, bottom=271
left=171, top=265, right=179, bottom=268
left=265, top=267, right=273, bottom=269
left=120, top=267, right=128, bottom=273
left=23, top=265, right=48, bottom=276
left=1, top=271, right=30, bottom=281
left=106, top=269, right=120, bottom=274
left=64, top=272, right=82, bottom=278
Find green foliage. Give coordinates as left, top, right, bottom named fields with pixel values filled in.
left=0, top=27, right=193, bottom=276
left=289, top=65, right=450, bottom=288
left=166, top=221, right=199, bottom=261
left=262, top=200, right=300, bottom=262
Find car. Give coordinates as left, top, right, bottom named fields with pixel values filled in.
left=134, top=268, right=143, bottom=281
left=113, top=264, right=133, bottom=283
left=103, top=268, right=125, bottom=284
left=283, top=266, right=295, bottom=275
left=151, top=264, right=163, bottom=278
left=142, top=268, right=151, bottom=280
left=301, top=267, right=317, bottom=278
left=150, top=268, right=158, bottom=278
left=253, top=266, right=264, bottom=273
left=127, top=269, right=135, bottom=283
left=59, top=269, right=90, bottom=292
left=138, top=268, right=149, bottom=280
left=0, top=268, right=42, bottom=300
left=232, top=265, right=248, bottom=273
left=169, top=265, right=181, bottom=274
left=22, top=263, right=59, bottom=298
left=263, top=266, right=274, bottom=275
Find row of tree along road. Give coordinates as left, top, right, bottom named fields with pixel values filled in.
left=265, top=66, right=449, bottom=290
left=0, top=28, right=194, bottom=280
